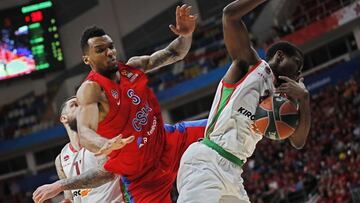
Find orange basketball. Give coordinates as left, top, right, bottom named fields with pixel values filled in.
left=254, top=95, right=299, bottom=140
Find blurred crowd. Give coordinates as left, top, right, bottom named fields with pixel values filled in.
left=0, top=92, right=55, bottom=141
left=271, top=0, right=355, bottom=38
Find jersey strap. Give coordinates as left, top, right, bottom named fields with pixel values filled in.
left=201, top=137, right=244, bottom=167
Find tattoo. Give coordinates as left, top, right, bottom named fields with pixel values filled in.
left=59, top=168, right=114, bottom=190
left=59, top=155, right=115, bottom=190
left=146, top=35, right=192, bottom=71
left=149, top=48, right=178, bottom=70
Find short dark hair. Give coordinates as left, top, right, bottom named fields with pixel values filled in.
left=80, top=26, right=106, bottom=53
left=265, top=41, right=304, bottom=71
left=59, top=95, right=77, bottom=117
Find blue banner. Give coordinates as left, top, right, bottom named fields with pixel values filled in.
left=304, top=57, right=360, bottom=94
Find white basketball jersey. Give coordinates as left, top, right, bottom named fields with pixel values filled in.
left=205, top=60, right=275, bottom=162
left=60, top=143, right=122, bottom=203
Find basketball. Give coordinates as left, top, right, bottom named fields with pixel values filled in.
left=254, top=95, right=299, bottom=140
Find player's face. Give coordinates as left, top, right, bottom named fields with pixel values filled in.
left=61, top=98, right=79, bottom=131
left=271, top=51, right=301, bottom=86
left=83, top=35, right=117, bottom=75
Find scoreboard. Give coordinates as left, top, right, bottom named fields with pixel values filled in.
left=0, top=0, right=64, bottom=81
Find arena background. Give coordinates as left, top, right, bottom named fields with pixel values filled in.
left=0, top=0, right=360, bottom=202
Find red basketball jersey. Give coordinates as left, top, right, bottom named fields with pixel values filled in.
left=85, top=62, right=165, bottom=180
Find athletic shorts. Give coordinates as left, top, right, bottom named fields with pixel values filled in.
left=177, top=142, right=250, bottom=203
left=119, top=119, right=207, bottom=203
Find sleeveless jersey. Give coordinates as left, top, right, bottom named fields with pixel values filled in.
left=85, top=62, right=165, bottom=180
left=205, top=60, right=275, bottom=162
left=60, top=143, right=122, bottom=203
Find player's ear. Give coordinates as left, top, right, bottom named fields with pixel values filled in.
left=83, top=55, right=90, bottom=65
left=60, top=115, right=68, bottom=124
left=275, top=50, right=284, bottom=63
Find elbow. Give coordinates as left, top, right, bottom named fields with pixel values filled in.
left=223, top=5, right=244, bottom=20
left=290, top=138, right=306, bottom=150
left=292, top=142, right=305, bottom=150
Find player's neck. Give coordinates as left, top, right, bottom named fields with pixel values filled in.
left=65, top=127, right=82, bottom=151
left=97, top=71, right=119, bottom=82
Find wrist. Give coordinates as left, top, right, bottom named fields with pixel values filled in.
left=180, top=33, right=193, bottom=38
left=56, top=180, right=66, bottom=192
left=299, top=90, right=310, bottom=103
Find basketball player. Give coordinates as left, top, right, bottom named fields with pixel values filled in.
left=33, top=96, right=123, bottom=203
left=35, top=5, right=205, bottom=203
left=32, top=97, right=207, bottom=203
left=177, top=0, right=311, bottom=202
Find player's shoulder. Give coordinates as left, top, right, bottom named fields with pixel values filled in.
left=57, top=143, right=70, bottom=164
left=77, top=81, right=102, bottom=104
left=59, top=143, right=72, bottom=156
left=125, top=56, right=150, bottom=70
left=252, top=60, right=273, bottom=78
left=80, top=80, right=101, bottom=90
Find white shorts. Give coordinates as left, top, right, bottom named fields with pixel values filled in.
left=177, top=142, right=250, bottom=203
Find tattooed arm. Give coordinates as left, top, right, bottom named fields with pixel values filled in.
left=126, top=4, right=197, bottom=72
left=126, top=35, right=192, bottom=73
left=33, top=155, right=115, bottom=203
left=57, top=160, right=115, bottom=190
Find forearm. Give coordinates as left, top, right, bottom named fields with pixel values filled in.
left=146, top=35, right=192, bottom=72
left=78, top=127, right=108, bottom=153
left=223, top=0, right=266, bottom=20
left=289, top=93, right=311, bottom=149
left=58, top=168, right=115, bottom=190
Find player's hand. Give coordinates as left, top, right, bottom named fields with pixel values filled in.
left=169, top=4, right=197, bottom=37
left=275, top=76, right=309, bottom=101
left=95, top=134, right=135, bottom=156
left=32, top=181, right=63, bottom=203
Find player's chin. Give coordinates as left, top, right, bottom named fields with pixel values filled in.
left=107, top=64, right=118, bottom=72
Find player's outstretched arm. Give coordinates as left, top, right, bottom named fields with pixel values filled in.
left=33, top=156, right=115, bottom=203
left=276, top=76, right=311, bottom=149
left=222, top=0, right=264, bottom=84
left=126, top=4, right=196, bottom=72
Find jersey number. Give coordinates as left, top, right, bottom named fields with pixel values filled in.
left=74, top=161, right=80, bottom=175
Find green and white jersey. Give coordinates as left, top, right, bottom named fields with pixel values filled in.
left=205, top=60, right=275, bottom=162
